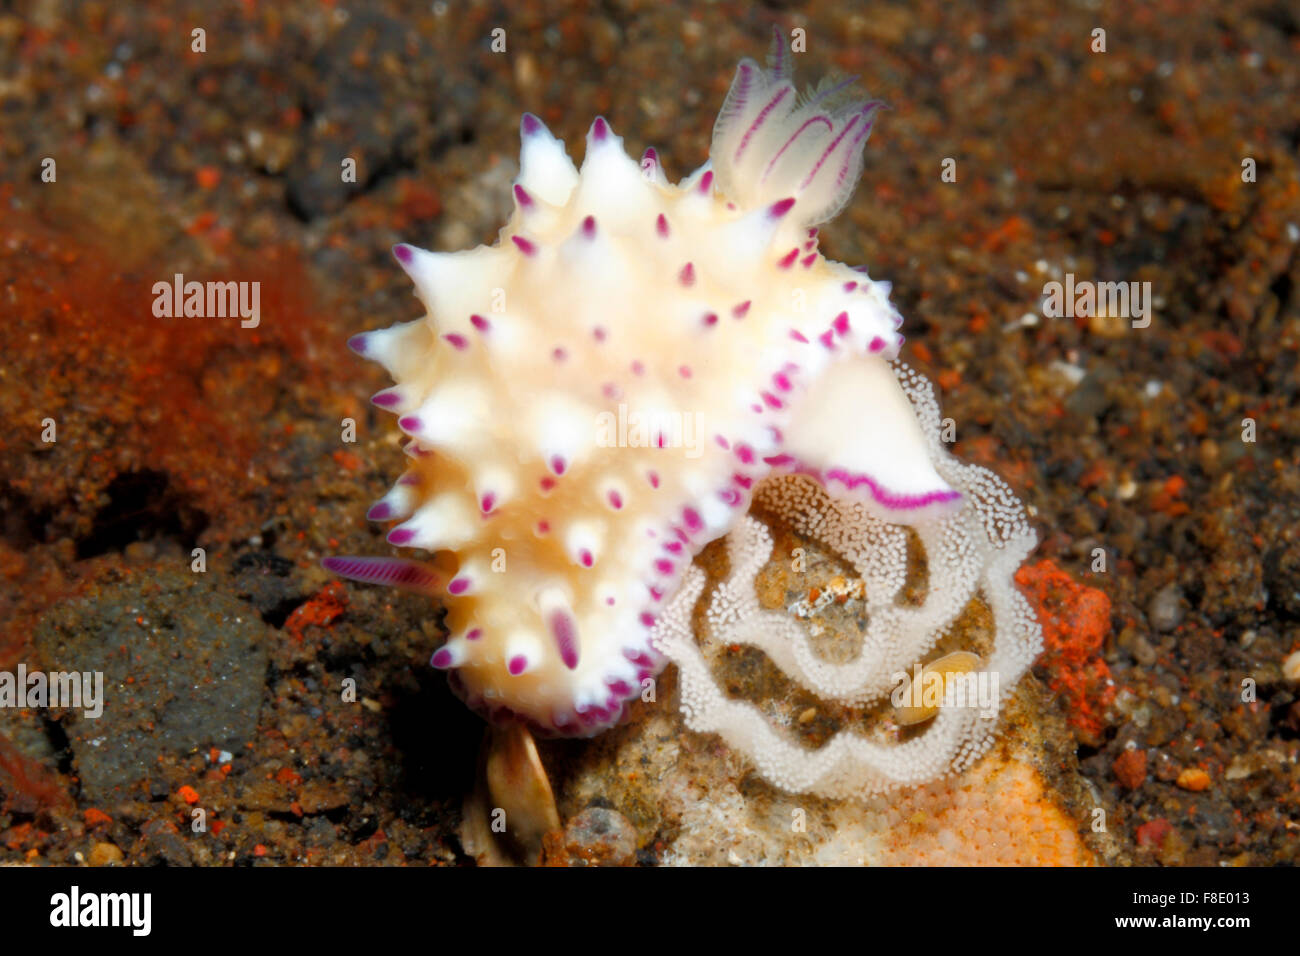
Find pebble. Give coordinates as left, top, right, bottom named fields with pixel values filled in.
left=1132, top=635, right=1157, bottom=666
left=542, top=807, right=638, bottom=867
left=1136, top=818, right=1172, bottom=848
left=122, top=540, right=157, bottom=565
left=1148, top=584, right=1185, bottom=632
left=1112, top=748, right=1147, bottom=790
left=87, top=842, right=124, bottom=866
left=1282, top=650, right=1300, bottom=682
left=1175, top=767, right=1212, bottom=792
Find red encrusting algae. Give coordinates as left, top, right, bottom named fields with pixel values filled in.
left=0, top=194, right=347, bottom=678
left=0, top=732, right=71, bottom=816
left=1017, top=559, right=1115, bottom=745
left=285, top=581, right=349, bottom=643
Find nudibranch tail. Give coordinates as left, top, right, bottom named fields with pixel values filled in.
left=779, top=356, right=961, bottom=514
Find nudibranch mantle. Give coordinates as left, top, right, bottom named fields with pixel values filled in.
left=327, top=48, right=1028, bottom=760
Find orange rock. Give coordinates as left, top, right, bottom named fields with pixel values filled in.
left=1112, top=749, right=1147, bottom=790
left=1150, top=475, right=1190, bottom=516
left=1136, top=817, right=1172, bottom=848
left=285, top=581, right=349, bottom=643
left=1176, top=767, right=1211, bottom=792
left=194, top=166, right=221, bottom=190
left=88, top=842, right=124, bottom=866
left=82, top=807, right=113, bottom=828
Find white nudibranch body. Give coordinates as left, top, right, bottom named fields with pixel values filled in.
left=327, top=46, right=1041, bottom=794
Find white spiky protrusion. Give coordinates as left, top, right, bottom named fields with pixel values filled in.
left=518, top=112, right=580, bottom=205
left=389, top=492, right=477, bottom=551
left=348, top=318, right=433, bottom=381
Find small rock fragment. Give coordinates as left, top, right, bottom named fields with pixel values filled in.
left=1282, top=650, right=1300, bottom=682
left=1132, top=635, right=1157, bottom=666
left=541, top=806, right=639, bottom=867
left=1135, top=817, right=1172, bottom=848
left=87, top=842, right=124, bottom=866
left=1112, top=748, right=1147, bottom=790
left=1148, top=584, right=1184, bottom=633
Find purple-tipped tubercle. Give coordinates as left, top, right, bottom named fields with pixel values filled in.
left=769, top=197, right=796, bottom=218
left=549, top=609, right=580, bottom=670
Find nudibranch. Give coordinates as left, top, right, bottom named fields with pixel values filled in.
left=327, top=40, right=1041, bottom=790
